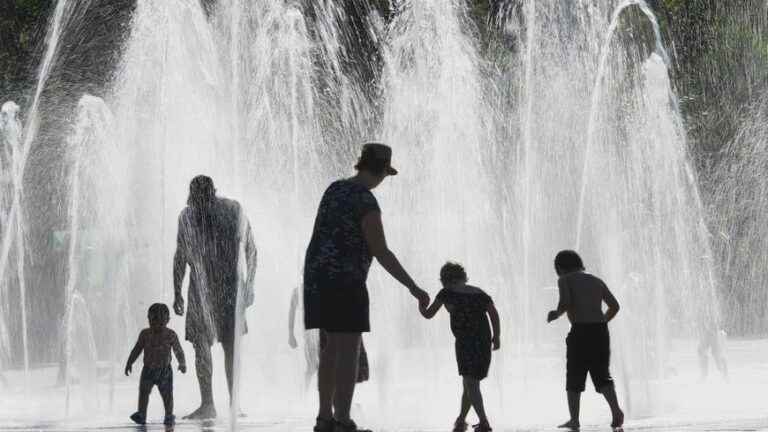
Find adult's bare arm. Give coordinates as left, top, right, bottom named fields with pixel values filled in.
left=173, top=215, right=188, bottom=316
left=361, top=210, right=428, bottom=307
left=243, top=217, right=257, bottom=307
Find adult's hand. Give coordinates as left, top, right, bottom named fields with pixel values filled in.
left=288, top=333, right=298, bottom=349
left=410, top=286, right=430, bottom=309
left=174, top=294, right=185, bottom=316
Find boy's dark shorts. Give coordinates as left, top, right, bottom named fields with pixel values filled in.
left=566, top=322, right=614, bottom=392
left=140, top=365, right=173, bottom=393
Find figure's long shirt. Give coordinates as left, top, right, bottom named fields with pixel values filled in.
left=175, top=197, right=257, bottom=345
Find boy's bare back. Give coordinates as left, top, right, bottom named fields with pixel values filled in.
left=135, top=327, right=185, bottom=368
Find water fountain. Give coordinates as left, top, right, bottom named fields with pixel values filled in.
left=0, top=0, right=756, bottom=429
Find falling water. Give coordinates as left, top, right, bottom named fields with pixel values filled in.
left=575, top=0, right=671, bottom=248
left=0, top=0, right=746, bottom=429
left=0, top=101, right=21, bottom=378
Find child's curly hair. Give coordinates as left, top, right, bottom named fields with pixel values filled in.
left=148, top=303, right=170, bottom=327
left=440, top=261, right=468, bottom=284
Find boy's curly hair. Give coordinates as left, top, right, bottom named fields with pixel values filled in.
left=440, top=261, right=468, bottom=284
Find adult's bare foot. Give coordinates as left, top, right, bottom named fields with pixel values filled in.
left=558, top=419, right=580, bottom=430
left=183, top=404, right=217, bottom=420
left=611, top=409, right=624, bottom=428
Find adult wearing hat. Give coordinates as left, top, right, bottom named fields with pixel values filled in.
left=304, top=143, right=429, bottom=432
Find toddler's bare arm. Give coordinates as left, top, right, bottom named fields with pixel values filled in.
left=125, top=330, right=146, bottom=375
left=420, top=297, right=443, bottom=319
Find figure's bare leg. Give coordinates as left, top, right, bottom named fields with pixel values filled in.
left=183, top=342, right=217, bottom=419
left=457, top=385, right=471, bottom=424
left=130, top=376, right=151, bottom=424
left=317, top=331, right=337, bottom=421
left=159, top=382, right=173, bottom=417
left=138, top=380, right=151, bottom=416
left=330, top=332, right=361, bottom=424
left=558, top=391, right=581, bottom=430
left=223, top=340, right=235, bottom=401
left=599, top=385, right=624, bottom=428
left=463, top=377, right=489, bottom=426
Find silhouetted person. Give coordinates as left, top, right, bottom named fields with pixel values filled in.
left=547, top=250, right=623, bottom=430
left=289, top=285, right=369, bottom=390
left=125, top=303, right=186, bottom=426
left=304, top=143, right=429, bottom=432
left=420, top=262, right=500, bottom=432
left=698, top=319, right=728, bottom=380
left=173, top=175, right=257, bottom=420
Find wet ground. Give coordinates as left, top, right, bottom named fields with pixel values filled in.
left=0, top=338, right=766, bottom=431
left=1, top=418, right=768, bottom=432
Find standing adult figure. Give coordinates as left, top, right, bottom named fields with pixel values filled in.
left=304, top=143, right=429, bottom=432
left=173, top=175, right=257, bottom=419
left=547, top=250, right=624, bottom=430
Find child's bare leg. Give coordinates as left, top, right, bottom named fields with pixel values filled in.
left=598, top=385, right=623, bottom=428
left=558, top=391, right=580, bottom=429
left=463, top=377, right=488, bottom=425
left=137, top=380, right=152, bottom=416
left=160, top=384, right=173, bottom=416
left=457, top=386, right=471, bottom=422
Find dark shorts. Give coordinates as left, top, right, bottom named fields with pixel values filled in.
left=566, top=323, right=613, bottom=392
left=455, top=337, right=492, bottom=380
left=305, top=281, right=370, bottom=333
left=140, top=365, right=173, bottom=393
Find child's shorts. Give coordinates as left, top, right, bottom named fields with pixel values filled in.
left=140, top=365, right=173, bottom=393
left=566, top=322, right=613, bottom=392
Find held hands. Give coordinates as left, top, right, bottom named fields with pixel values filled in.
left=410, top=286, right=430, bottom=310
left=178, top=364, right=187, bottom=374
left=547, top=310, right=560, bottom=323
left=173, top=294, right=185, bottom=316
left=418, top=301, right=428, bottom=318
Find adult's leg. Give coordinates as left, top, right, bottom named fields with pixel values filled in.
left=223, top=340, right=235, bottom=401
left=317, top=330, right=337, bottom=421
left=463, top=377, right=489, bottom=425
left=184, top=341, right=217, bottom=419
left=330, top=332, right=361, bottom=424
